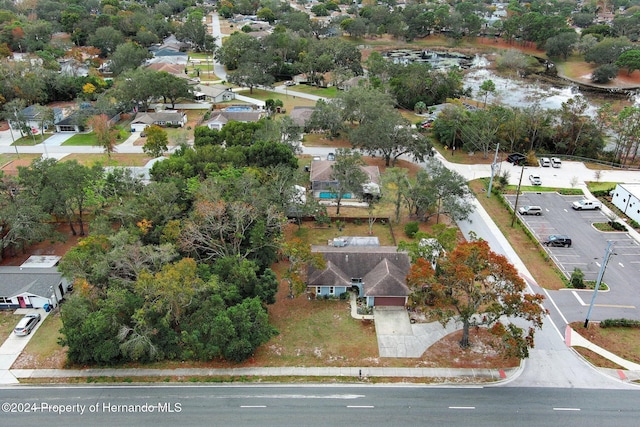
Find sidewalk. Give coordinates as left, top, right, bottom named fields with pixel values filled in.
left=10, top=366, right=514, bottom=382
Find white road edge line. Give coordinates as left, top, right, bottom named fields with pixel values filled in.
left=347, top=406, right=374, bottom=408
left=553, top=407, right=581, bottom=411
left=241, top=405, right=266, bottom=408
left=449, top=406, right=476, bottom=410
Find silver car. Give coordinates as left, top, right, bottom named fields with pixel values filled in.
left=14, top=313, right=41, bottom=336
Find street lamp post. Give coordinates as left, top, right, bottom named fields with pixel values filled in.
left=584, top=241, right=615, bottom=328
left=511, top=163, right=525, bottom=227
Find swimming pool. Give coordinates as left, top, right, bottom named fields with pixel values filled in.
left=224, top=106, right=253, bottom=112
left=319, top=192, right=352, bottom=199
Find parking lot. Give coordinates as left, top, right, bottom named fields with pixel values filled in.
left=506, top=192, right=640, bottom=321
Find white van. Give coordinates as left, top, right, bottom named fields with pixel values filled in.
left=540, top=157, right=551, bottom=167
left=551, top=157, right=562, bottom=168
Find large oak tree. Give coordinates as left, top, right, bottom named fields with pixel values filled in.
left=409, top=240, right=546, bottom=358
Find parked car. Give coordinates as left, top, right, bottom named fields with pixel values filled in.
left=326, top=152, right=335, bottom=161
left=540, top=157, right=551, bottom=167
left=284, top=81, right=296, bottom=87
left=14, top=313, right=41, bottom=336
left=551, top=157, right=562, bottom=168
left=420, top=118, right=435, bottom=129
left=518, top=205, right=543, bottom=215
left=543, top=235, right=572, bottom=247
left=529, top=174, right=542, bottom=185
left=572, top=199, right=602, bottom=210
left=507, top=153, right=526, bottom=165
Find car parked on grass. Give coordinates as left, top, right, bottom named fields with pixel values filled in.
left=518, top=205, right=543, bottom=215
left=14, top=313, right=41, bottom=336
left=507, top=153, right=526, bottom=165
left=543, top=235, right=572, bottom=247
left=284, top=81, right=296, bottom=86
left=529, top=174, right=542, bottom=185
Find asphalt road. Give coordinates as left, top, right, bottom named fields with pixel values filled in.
left=0, top=384, right=638, bottom=426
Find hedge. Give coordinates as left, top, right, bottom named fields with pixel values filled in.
left=600, top=318, right=640, bottom=328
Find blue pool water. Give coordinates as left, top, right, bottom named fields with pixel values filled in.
left=319, top=192, right=352, bottom=199
left=224, top=106, right=253, bottom=112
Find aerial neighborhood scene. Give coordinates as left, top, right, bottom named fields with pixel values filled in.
left=2, top=0, right=640, bottom=423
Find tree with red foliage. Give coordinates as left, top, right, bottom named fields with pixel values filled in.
left=412, top=240, right=546, bottom=358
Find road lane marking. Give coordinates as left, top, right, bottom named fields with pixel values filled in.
left=449, top=406, right=475, bottom=410
left=347, top=406, right=374, bottom=409
left=571, top=291, right=635, bottom=308
left=553, top=407, right=580, bottom=411
left=241, top=405, right=266, bottom=408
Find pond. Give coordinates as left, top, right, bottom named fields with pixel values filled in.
left=382, top=48, right=624, bottom=117
left=463, top=55, right=599, bottom=115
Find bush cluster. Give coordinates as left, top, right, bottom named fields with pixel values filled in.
left=600, top=318, right=640, bottom=328
left=404, top=221, right=420, bottom=238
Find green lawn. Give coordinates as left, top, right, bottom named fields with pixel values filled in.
left=62, top=124, right=131, bottom=146
left=17, top=311, right=65, bottom=368
left=13, top=133, right=54, bottom=146
left=0, top=311, right=22, bottom=343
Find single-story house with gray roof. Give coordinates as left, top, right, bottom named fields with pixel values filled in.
left=307, top=245, right=411, bottom=307
left=194, top=84, right=236, bottom=103
left=0, top=267, right=70, bottom=310
left=130, top=110, right=187, bottom=132
left=290, top=106, right=315, bottom=128
left=203, top=110, right=265, bottom=131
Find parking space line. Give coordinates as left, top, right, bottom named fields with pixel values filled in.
left=571, top=291, right=635, bottom=308
left=572, top=291, right=586, bottom=305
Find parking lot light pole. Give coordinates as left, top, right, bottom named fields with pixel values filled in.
left=584, top=241, right=615, bottom=328
left=511, top=164, right=525, bottom=227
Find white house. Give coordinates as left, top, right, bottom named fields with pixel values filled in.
left=194, top=84, right=236, bottom=103
left=611, top=183, right=640, bottom=224
left=0, top=266, right=70, bottom=310
left=130, top=110, right=187, bottom=132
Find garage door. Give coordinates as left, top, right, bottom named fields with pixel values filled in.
left=374, top=297, right=405, bottom=306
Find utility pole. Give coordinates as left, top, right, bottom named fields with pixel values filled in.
left=487, top=143, right=499, bottom=197
left=7, top=117, right=19, bottom=158
left=511, top=163, right=525, bottom=227
left=584, top=241, right=615, bottom=328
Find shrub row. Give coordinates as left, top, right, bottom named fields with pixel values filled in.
left=600, top=318, right=640, bottom=328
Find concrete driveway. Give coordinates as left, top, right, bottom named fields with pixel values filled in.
left=0, top=308, right=48, bottom=384
left=374, top=307, right=459, bottom=358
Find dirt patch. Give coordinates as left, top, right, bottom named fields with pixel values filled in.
left=0, top=157, right=39, bottom=176
left=0, top=223, right=81, bottom=267
left=420, top=328, right=519, bottom=368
